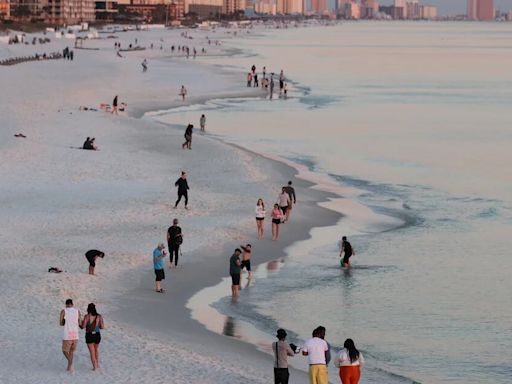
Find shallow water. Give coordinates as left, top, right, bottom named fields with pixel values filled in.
left=153, top=22, right=512, bottom=384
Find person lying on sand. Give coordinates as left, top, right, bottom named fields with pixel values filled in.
left=83, top=137, right=98, bottom=150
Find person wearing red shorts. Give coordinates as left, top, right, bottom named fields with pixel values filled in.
left=334, top=338, right=364, bottom=384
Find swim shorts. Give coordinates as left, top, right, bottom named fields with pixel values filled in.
left=241, top=260, right=251, bottom=271
left=155, top=269, right=165, bottom=281
left=230, top=273, right=240, bottom=286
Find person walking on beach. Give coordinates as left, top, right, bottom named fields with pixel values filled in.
left=153, top=243, right=166, bottom=293
left=273, top=328, right=298, bottom=384
left=279, top=70, right=285, bottom=94
left=240, top=244, right=253, bottom=279
left=167, top=218, right=183, bottom=268
left=254, top=73, right=259, bottom=87
left=340, top=236, right=354, bottom=269
left=284, top=83, right=288, bottom=98
left=302, top=326, right=329, bottom=384
left=277, top=187, right=291, bottom=223
left=200, top=114, right=206, bottom=132
left=283, top=181, right=296, bottom=222
left=271, top=203, right=284, bottom=241
left=81, top=303, right=104, bottom=371
left=251, top=64, right=256, bottom=75
left=247, top=72, right=253, bottom=87
left=270, top=76, right=275, bottom=100
left=182, top=124, right=193, bottom=150
left=141, top=58, right=148, bottom=72
left=85, top=249, right=104, bottom=275
left=179, top=85, right=187, bottom=101
left=60, top=299, right=81, bottom=373
left=255, top=198, right=266, bottom=240
left=174, top=171, right=190, bottom=209
left=334, top=339, right=364, bottom=384
left=229, top=248, right=242, bottom=298
left=111, top=95, right=118, bottom=114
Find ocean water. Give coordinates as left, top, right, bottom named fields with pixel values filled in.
left=151, top=23, right=512, bottom=384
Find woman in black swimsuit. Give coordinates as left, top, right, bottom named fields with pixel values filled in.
left=81, top=303, right=105, bottom=371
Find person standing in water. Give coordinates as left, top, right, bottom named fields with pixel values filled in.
left=255, top=198, right=266, bottom=240
left=240, top=244, right=253, bottom=279
left=199, top=114, right=206, bottom=132
left=229, top=248, right=242, bottom=298
left=270, top=76, right=275, bottom=99
left=271, top=203, right=284, bottom=241
left=340, top=236, right=355, bottom=268
left=179, top=85, right=187, bottom=101
left=81, top=303, right=105, bottom=371
left=279, top=70, right=285, bottom=94
left=174, top=171, right=190, bottom=209
left=60, top=299, right=81, bottom=373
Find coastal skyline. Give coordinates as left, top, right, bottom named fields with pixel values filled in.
left=380, top=0, right=512, bottom=15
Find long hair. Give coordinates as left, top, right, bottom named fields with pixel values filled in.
left=257, top=198, right=265, bottom=210
left=344, top=338, right=359, bottom=363
left=87, top=303, right=98, bottom=316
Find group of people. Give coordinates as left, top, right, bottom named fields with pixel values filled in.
left=274, top=326, right=364, bottom=384
left=246, top=65, right=288, bottom=100
left=255, top=181, right=296, bottom=241
left=0, top=51, right=63, bottom=66
left=228, top=244, right=253, bottom=297
left=60, top=299, right=105, bottom=373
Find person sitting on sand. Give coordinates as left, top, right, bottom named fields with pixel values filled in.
left=60, top=299, right=81, bottom=373
left=85, top=249, right=104, bottom=275
left=83, top=137, right=97, bottom=150
left=81, top=303, right=104, bottom=372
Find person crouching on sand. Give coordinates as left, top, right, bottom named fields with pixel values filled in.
left=271, top=204, right=284, bottom=241
left=81, top=303, right=105, bottom=372
left=255, top=198, right=266, bottom=239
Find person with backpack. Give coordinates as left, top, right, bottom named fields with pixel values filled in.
left=167, top=218, right=183, bottom=268
left=340, top=236, right=355, bottom=269
left=273, top=328, right=298, bottom=384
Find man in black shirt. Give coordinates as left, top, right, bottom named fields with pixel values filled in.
left=85, top=250, right=104, bottom=275
left=174, top=171, right=189, bottom=209
left=167, top=218, right=183, bottom=268
left=283, top=181, right=296, bottom=222
left=340, top=236, right=354, bottom=268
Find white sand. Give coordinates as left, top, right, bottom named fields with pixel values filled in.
left=0, top=26, right=327, bottom=383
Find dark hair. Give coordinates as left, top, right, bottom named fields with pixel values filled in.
left=288, top=181, right=292, bottom=185
left=87, top=303, right=98, bottom=316
left=344, top=338, right=360, bottom=363
left=99, top=252, right=105, bottom=258
left=65, top=299, right=73, bottom=305
left=315, top=326, right=326, bottom=339
left=342, top=236, right=347, bottom=241
left=276, top=328, right=287, bottom=340
left=181, top=171, right=186, bottom=176
left=235, top=248, right=241, bottom=254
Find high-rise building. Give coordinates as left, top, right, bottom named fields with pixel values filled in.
left=344, top=0, right=359, bottom=18
left=477, top=0, right=494, bottom=20
left=406, top=0, right=420, bottom=19
left=420, top=4, right=436, bottom=19
left=185, top=0, right=222, bottom=14
left=254, top=0, right=275, bottom=14
left=45, top=0, right=96, bottom=24
left=310, top=0, right=328, bottom=14
left=223, top=0, right=245, bottom=14
left=467, top=0, right=477, bottom=19
left=393, top=0, right=406, bottom=19
left=360, top=0, right=378, bottom=19
left=0, top=0, right=10, bottom=18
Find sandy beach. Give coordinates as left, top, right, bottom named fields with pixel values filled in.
left=0, top=26, right=342, bottom=383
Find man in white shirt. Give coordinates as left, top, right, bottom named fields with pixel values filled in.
left=59, top=298, right=81, bottom=372
left=302, top=326, right=329, bottom=384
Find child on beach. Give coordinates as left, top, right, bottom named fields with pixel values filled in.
left=255, top=198, right=266, bottom=240
left=200, top=114, right=206, bottom=132
left=271, top=204, right=284, bottom=241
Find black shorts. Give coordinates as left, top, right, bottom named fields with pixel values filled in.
left=85, top=332, right=101, bottom=345
left=256, top=217, right=264, bottom=221
left=155, top=269, right=165, bottom=281
left=272, top=218, right=281, bottom=225
left=280, top=206, right=288, bottom=215
left=343, top=255, right=352, bottom=265
left=241, top=260, right=251, bottom=271
left=230, top=273, right=240, bottom=286
left=86, top=254, right=95, bottom=267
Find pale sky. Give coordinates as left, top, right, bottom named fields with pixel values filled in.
left=380, top=0, right=512, bottom=15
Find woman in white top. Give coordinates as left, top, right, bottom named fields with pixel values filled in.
left=334, top=338, right=364, bottom=384
left=255, top=198, right=266, bottom=240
